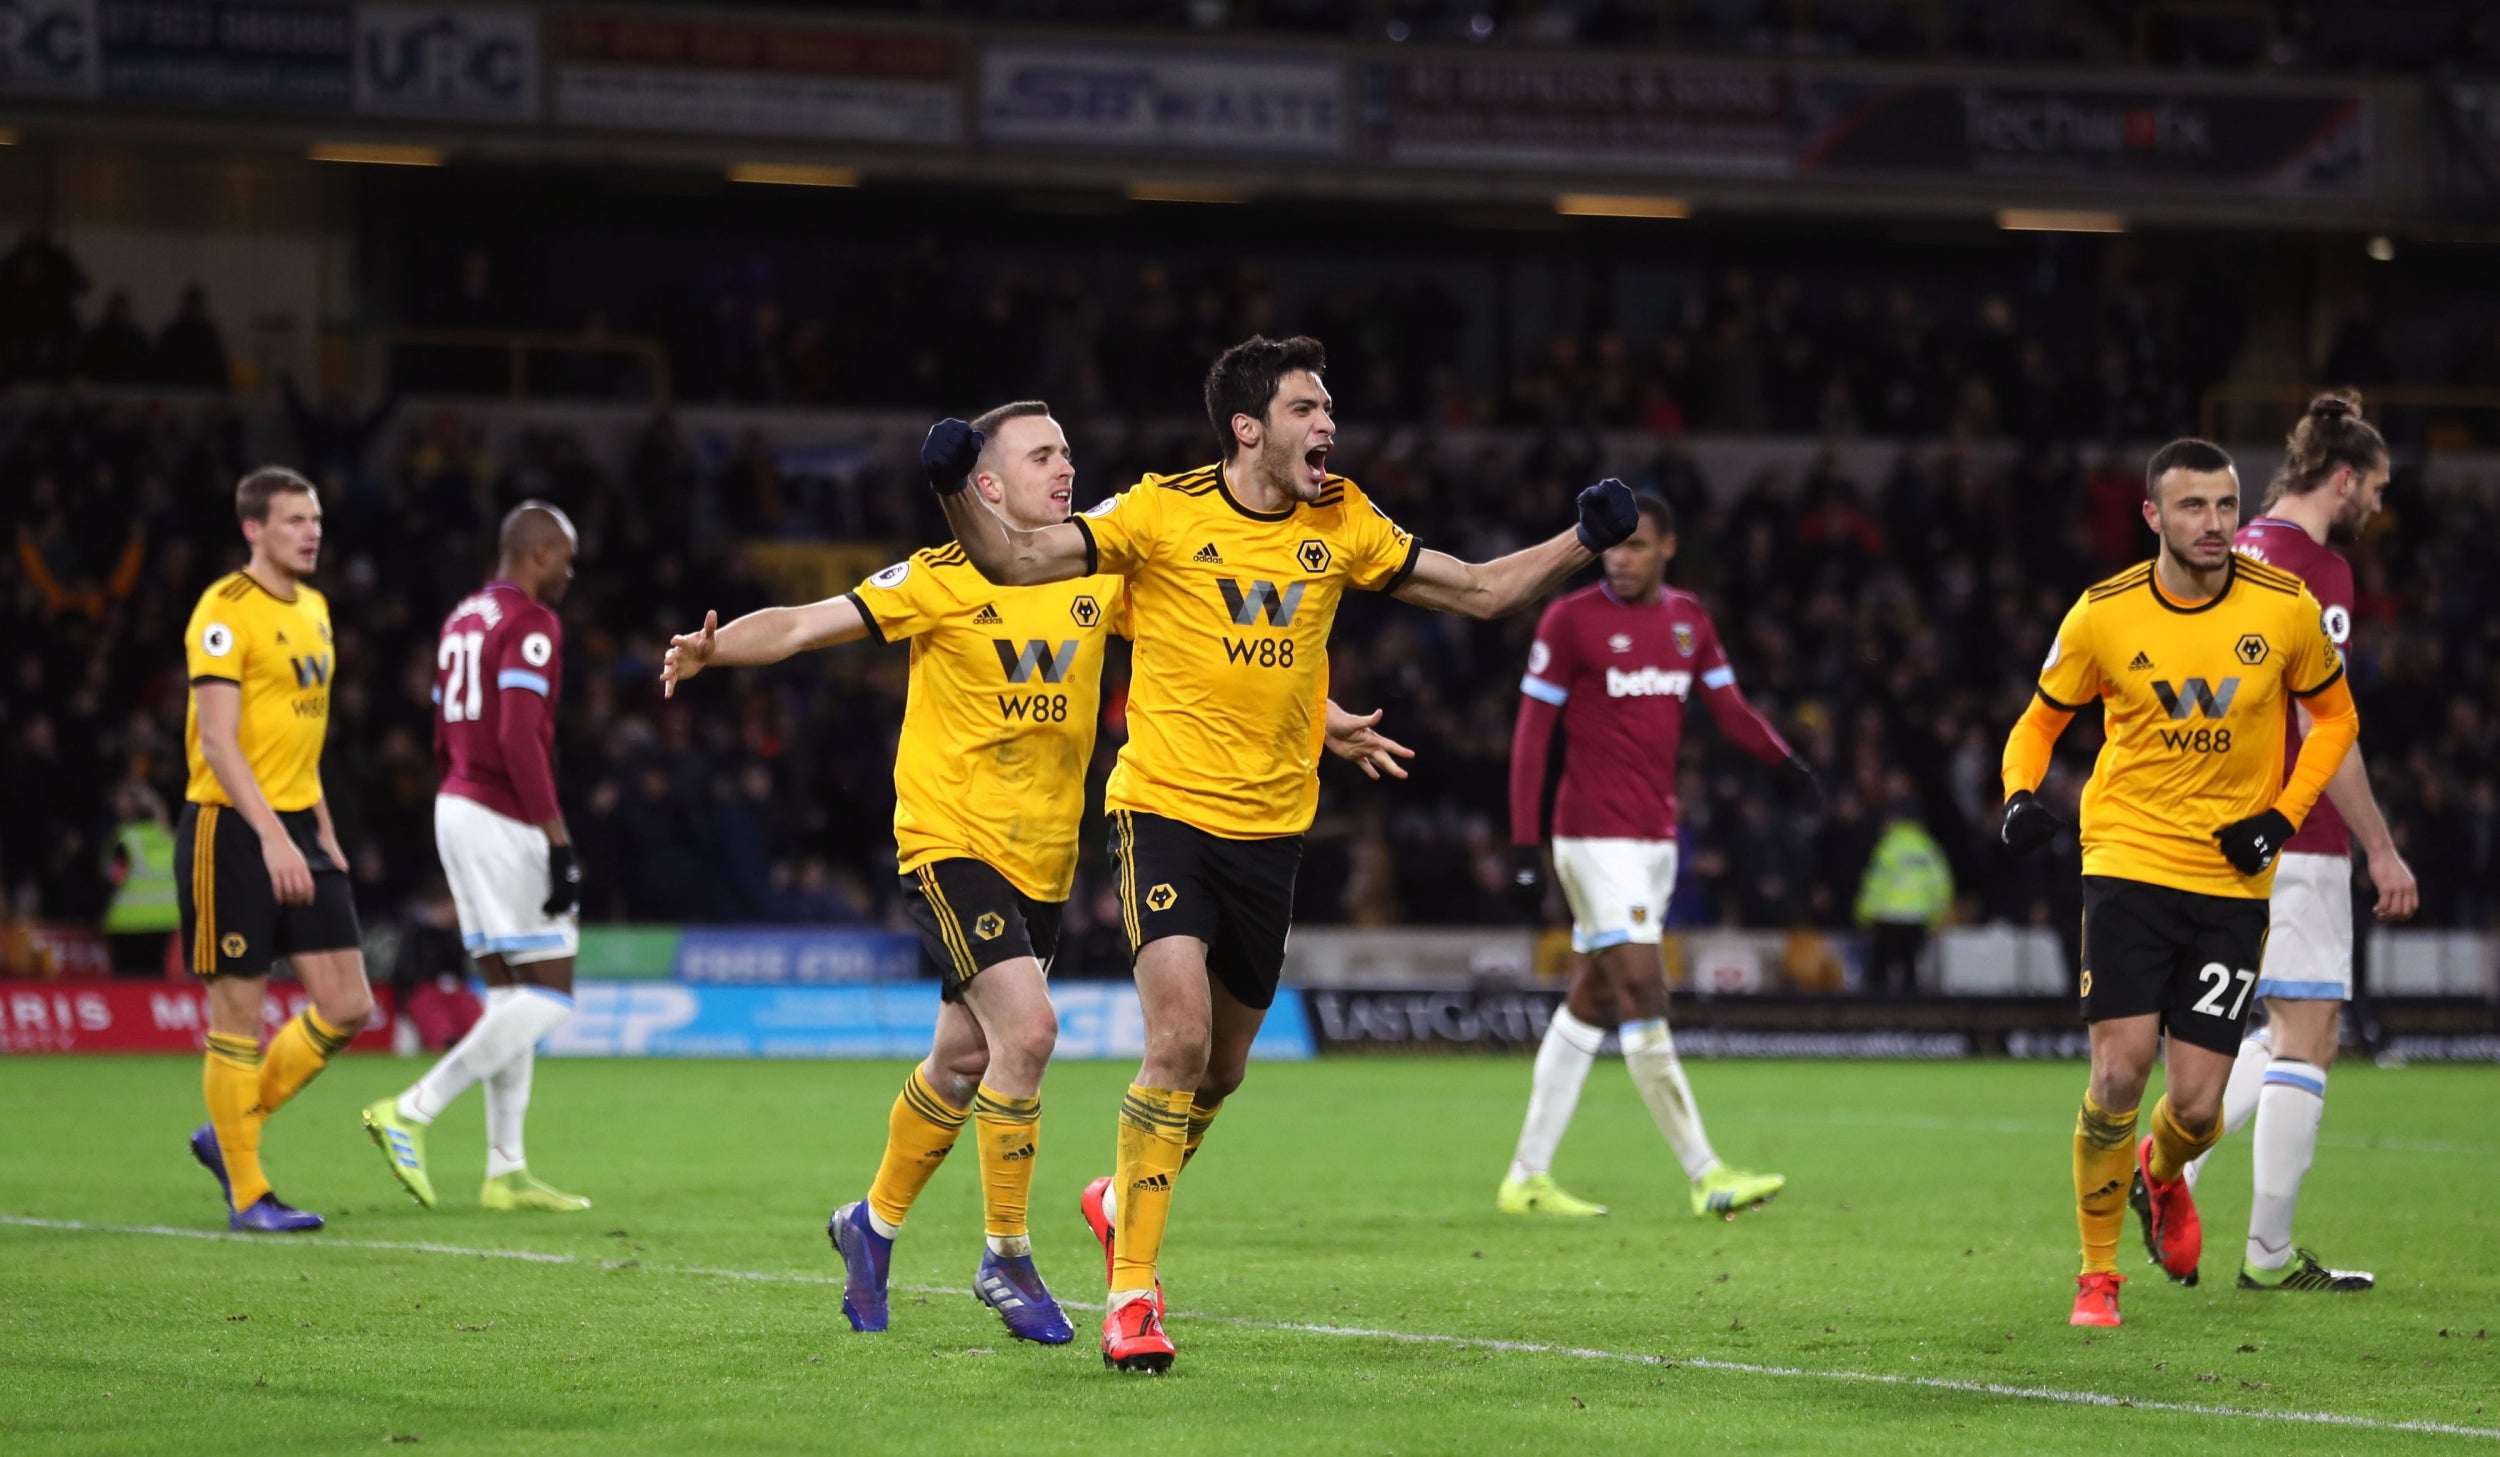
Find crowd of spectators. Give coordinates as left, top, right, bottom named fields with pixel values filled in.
left=6, top=384, right=2498, bottom=982
left=0, top=234, right=235, bottom=391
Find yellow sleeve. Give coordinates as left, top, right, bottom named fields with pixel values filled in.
left=1073, top=484, right=1162, bottom=578
left=1340, top=482, right=1423, bottom=592
left=2000, top=692, right=2074, bottom=800
left=848, top=555, right=956, bottom=643
left=2035, top=594, right=2100, bottom=711
left=185, top=590, right=245, bottom=684
left=2276, top=589, right=2356, bottom=827
left=1107, top=576, right=1134, bottom=641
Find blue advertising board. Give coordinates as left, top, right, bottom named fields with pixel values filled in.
left=98, top=0, right=350, bottom=109
left=544, top=980, right=1316, bottom=1062
left=670, top=928, right=924, bottom=986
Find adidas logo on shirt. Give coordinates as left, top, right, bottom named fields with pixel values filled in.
left=1192, top=543, right=1223, bottom=564
left=2127, top=651, right=2155, bottom=671
left=973, top=604, right=1002, bottom=625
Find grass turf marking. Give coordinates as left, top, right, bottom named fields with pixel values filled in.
left=6, top=1214, right=2494, bottom=1442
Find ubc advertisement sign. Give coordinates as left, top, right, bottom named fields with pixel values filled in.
left=353, top=3, right=536, bottom=120
left=0, top=0, right=97, bottom=95
left=981, top=44, right=1342, bottom=155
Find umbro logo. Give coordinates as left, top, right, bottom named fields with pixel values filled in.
left=1193, top=543, right=1223, bottom=564
left=973, top=603, right=1001, bottom=625
left=2128, top=652, right=2154, bottom=671
left=1131, top=1173, right=1172, bottom=1194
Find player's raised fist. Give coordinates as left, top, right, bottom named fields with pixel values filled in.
left=662, top=610, right=718, bottom=698
left=922, top=418, right=984, bottom=496
left=1999, top=789, right=2058, bottom=855
left=1574, top=477, right=1637, bottom=553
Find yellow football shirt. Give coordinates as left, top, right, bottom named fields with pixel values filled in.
left=849, top=542, right=1127, bottom=902
left=183, top=571, right=334, bottom=812
left=1072, top=464, right=1421, bottom=839
left=2036, top=555, right=2346, bottom=898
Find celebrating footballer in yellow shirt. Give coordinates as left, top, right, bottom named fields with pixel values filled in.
left=662, top=399, right=1412, bottom=1348
left=927, top=334, right=1639, bottom=1372
left=1998, top=437, right=2358, bottom=1329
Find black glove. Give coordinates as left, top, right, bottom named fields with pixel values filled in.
left=1507, top=845, right=1546, bottom=914
left=1575, top=477, right=1637, bottom=553
left=544, top=842, right=582, bottom=917
left=921, top=418, right=983, bottom=496
left=2215, top=808, right=2296, bottom=876
left=2000, top=790, right=2058, bottom=856
left=1783, top=756, right=1826, bottom=814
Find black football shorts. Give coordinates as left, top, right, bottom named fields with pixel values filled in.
left=175, top=802, right=362, bottom=979
left=1107, top=808, right=1303, bottom=1011
left=899, top=857, right=1062, bottom=1002
left=2079, top=875, right=2271, bottom=1055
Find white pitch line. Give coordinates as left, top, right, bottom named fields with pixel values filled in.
left=5, top=1215, right=2494, bottom=1442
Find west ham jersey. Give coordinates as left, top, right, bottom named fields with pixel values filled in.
left=1521, top=584, right=1733, bottom=841
left=2235, top=518, right=2354, bottom=857
left=434, top=581, right=564, bottom=825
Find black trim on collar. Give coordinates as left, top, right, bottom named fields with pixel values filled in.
left=1217, top=463, right=1298, bottom=523
left=2146, top=557, right=2236, bottom=615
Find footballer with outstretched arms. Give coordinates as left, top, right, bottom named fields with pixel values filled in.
left=2176, top=393, right=2415, bottom=1293
left=1500, top=491, right=1814, bottom=1221
left=661, top=400, right=1414, bottom=1347
left=179, top=467, right=372, bottom=1232
left=2000, top=438, right=2358, bottom=1328
left=362, top=502, right=592, bottom=1215
left=926, top=334, right=1640, bottom=1373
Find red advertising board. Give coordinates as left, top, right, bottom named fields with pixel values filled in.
left=1375, top=60, right=1794, bottom=177
left=0, top=980, right=397, bottom=1054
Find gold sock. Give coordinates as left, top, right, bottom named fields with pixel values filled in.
left=205, top=1033, right=271, bottom=1210
left=866, top=1067, right=968, bottom=1230
left=2074, top=1092, right=2138, bottom=1275
left=1181, top=1098, right=1222, bottom=1168
left=258, top=1008, right=352, bottom=1115
left=1110, top=1084, right=1190, bottom=1294
left=2146, top=1095, right=2218, bottom=1184
left=971, top=1085, right=1042, bottom=1244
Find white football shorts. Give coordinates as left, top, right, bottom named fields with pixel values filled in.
left=434, top=792, right=578, bottom=965
left=1552, top=837, right=1680, bottom=954
left=2255, top=850, right=2352, bottom=1002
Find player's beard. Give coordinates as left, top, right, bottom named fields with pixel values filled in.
left=2328, top=493, right=2371, bottom=546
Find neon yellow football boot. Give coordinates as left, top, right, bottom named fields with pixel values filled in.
left=1496, top=1173, right=1609, bottom=1217
left=1692, top=1165, right=1785, bottom=1218
left=361, top=1096, right=437, bottom=1208
left=480, top=1170, right=591, bottom=1212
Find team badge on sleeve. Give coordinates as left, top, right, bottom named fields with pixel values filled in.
left=871, top=561, right=912, bottom=588
left=202, top=623, right=235, bottom=657
left=1083, top=495, right=1121, bottom=518
left=521, top=632, right=553, bottom=666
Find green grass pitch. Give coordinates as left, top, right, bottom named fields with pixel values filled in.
left=2, top=1053, right=2494, bottom=1453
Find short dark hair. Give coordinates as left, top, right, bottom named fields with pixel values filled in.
left=1204, top=335, right=1326, bottom=458
left=971, top=399, right=1051, bottom=439
left=1632, top=492, right=1675, bottom=536
left=2143, top=438, right=2234, bottom=501
left=2270, top=389, right=2386, bottom=507
left=236, top=466, right=315, bottom=525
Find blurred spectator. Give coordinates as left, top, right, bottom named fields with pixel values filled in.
left=155, top=286, right=231, bottom=390
left=77, top=292, right=154, bottom=384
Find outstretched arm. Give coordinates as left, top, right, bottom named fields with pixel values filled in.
left=1699, top=676, right=1795, bottom=768
left=1390, top=478, right=1635, bottom=620
left=663, top=598, right=870, bottom=697
left=922, top=418, right=1091, bottom=585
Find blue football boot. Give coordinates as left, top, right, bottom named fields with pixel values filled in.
left=827, top=1200, right=891, bottom=1333
left=189, top=1124, right=233, bottom=1206
left=974, top=1248, right=1075, bottom=1345
left=230, top=1193, right=324, bottom=1233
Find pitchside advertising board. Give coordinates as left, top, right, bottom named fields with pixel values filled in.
left=980, top=43, right=1342, bottom=155
left=0, top=981, right=397, bottom=1053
